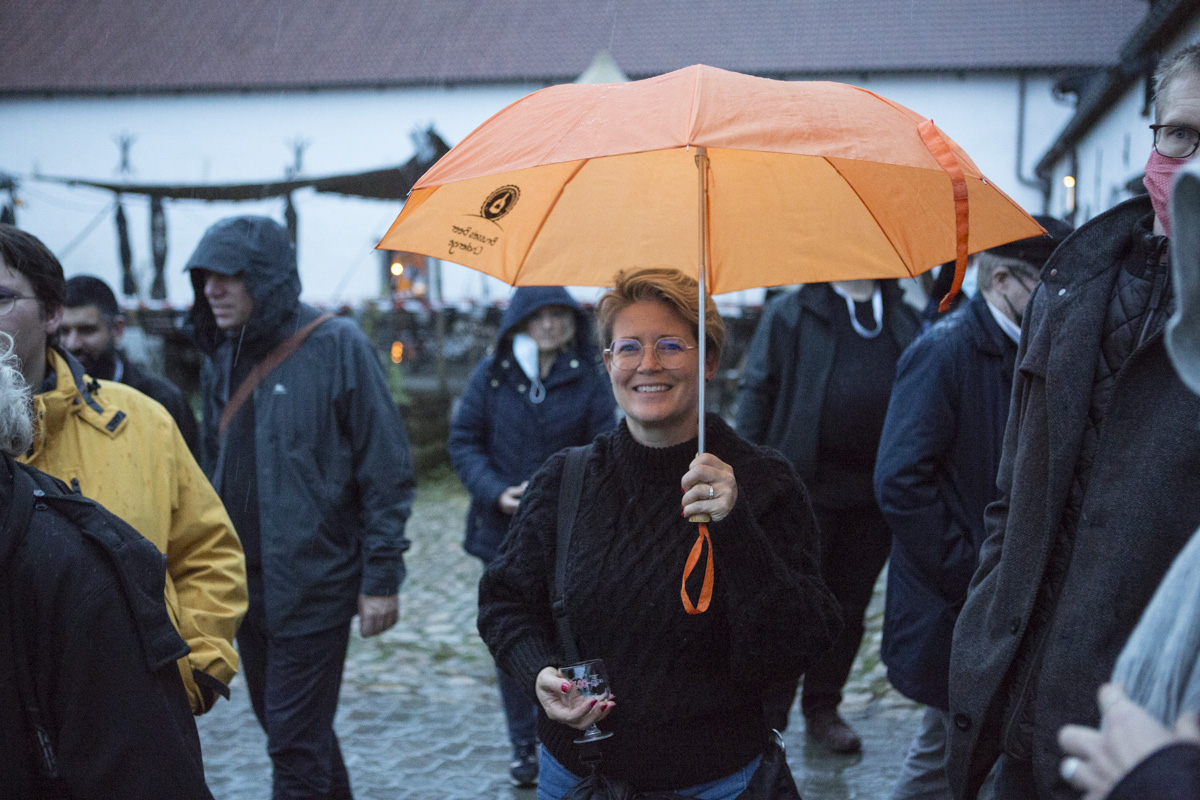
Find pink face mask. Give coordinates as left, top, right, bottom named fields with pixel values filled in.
left=1145, top=149, right=1189, bottom=237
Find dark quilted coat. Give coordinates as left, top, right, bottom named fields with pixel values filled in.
left=946, top=197, right=1200, bottom=800
left=448, top=287, right=616, bottom=561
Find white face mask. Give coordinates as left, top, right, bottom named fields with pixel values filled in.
left=959, top=262, right=979, bottom=298
left=511, top=333, right=546, bottom=403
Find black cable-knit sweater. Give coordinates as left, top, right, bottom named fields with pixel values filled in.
left=477, top=416, right=840, bottom=791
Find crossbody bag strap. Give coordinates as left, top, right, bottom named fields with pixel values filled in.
left=552, top=445, right=590, bottom=665
left=218, top=312, right=334, bottom=437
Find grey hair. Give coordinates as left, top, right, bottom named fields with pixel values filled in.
left=1154, top=42, right=1200, bottom=123
left=0, top=332, right=34, bottom=456
left=975, top=251, right=1039, bottom=293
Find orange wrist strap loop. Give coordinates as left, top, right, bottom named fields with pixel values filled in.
left=681, top=522, right=714, bottom=615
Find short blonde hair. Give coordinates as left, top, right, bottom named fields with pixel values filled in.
left=596, top=267, right=725, bottom=357
left=0, top=332, right=34, bottom=457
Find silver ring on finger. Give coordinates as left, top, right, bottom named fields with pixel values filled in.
left=707, top=484, right=715, bottom=500
left=1060, top=757, right=1081, bottom=784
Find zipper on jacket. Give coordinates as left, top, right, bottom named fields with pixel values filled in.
left=1137, top=250, right=1170, bottom=350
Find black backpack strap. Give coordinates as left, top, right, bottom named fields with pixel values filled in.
left=5, top=464, right=61, bottom=783
left=552, top=445, right=590, bottom=667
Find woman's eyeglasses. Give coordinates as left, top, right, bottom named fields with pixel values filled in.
left=605, top=336, right=696, bottom=370
left=1151, top=124, right=1200, bottom=159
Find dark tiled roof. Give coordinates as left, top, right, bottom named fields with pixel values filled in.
left=0, top=0, right=1149, bottom=94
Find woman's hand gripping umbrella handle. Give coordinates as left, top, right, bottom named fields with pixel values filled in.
left=681, top=453, right=738, bottom=614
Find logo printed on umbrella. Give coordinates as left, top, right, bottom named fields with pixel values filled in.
left=481, top=185, right=520, bottom=220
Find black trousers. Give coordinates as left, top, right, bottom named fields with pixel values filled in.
left=238, top=605, right=353, bottom=800
left=802, top=503, right=892, bottom=715
left=763, top=502, right=892, bottom=729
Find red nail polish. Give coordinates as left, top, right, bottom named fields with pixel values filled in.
left=561, top=683, right=571, bottom=692
left=589, top=699, right=597, bottom=707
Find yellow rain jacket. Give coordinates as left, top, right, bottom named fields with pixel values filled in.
left=23, top=349, right=247, bottom=714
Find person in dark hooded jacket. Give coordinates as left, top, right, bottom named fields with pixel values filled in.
left=186, top=216, right=416, bottom=800
left=448, top=285, right=615, bottom=786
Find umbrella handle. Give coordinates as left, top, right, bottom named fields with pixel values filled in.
left=688, top=512, right=711, bottom=523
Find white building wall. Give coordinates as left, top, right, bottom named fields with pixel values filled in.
left=1, top=72, right=1070, bottom=309
left=2, top=86, right=538, bottom=309
left=1045, top=84, right=1155, bottom=223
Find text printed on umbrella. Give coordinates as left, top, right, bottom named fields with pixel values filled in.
left=449, top=224, right=500, bottom=257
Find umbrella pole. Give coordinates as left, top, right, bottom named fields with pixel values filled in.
left=683, top=145, right=714, bottom=610
left=695, top=146, right=709, bottom=457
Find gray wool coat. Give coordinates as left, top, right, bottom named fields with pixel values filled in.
left=946, top=197, right=1200, bottom=800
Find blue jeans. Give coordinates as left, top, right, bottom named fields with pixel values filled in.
left=537, top=745, right=761, bottom=800
left=497, top=665, right=538, bottom=750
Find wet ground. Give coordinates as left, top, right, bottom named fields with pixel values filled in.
left=198, top=471, right=922, bottom=799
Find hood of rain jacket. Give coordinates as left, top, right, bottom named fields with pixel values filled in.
left=186, top=215, right=301, bottom=355
left=496, top=285, right=600, bottom=359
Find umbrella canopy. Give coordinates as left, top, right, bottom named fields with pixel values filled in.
left=378, top=64, right=1042, bottom=295
left=378, top=65, right=1045, bottom=615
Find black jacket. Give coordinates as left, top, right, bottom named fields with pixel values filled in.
left=478, top=418, right=839, bottom=790
left=0, top=454, right=212, bottom=799
left=448, top=286, right=616, bottom=561
left=189, top=216, right=416, bottom=636
left=119, top=357, right=200, bottom=458
left=874, top=294, right=1016, bottom=710
left=735, top=281, right=920, bottom=481
left=946, top=197, right=1200, bottom=799
left=1111, top=742, right=1200, bottom=800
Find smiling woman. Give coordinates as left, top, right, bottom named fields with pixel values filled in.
left=477, top=267, right=839, bottom=799
left=596, top=268, right=723, bottom=450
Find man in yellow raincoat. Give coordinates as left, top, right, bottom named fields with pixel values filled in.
left=0, top=223, right=246, bottom=715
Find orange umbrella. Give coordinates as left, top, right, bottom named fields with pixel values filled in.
left=379, top=65, right=1042, bottom=613
left=379, top=65, right=1041, bottom=451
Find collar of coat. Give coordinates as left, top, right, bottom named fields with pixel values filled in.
left=967, top=293, right=1014, bottom=358
left=795, top=280, right=908, bottom=322
left=29, top=348, right=130, bottom=461
left=801, top=281, right=902, bottom=319
left=1041, top=196, right=1153, bottom=288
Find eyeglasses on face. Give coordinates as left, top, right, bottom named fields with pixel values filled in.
left=1151, top=124, right=1200, bottom=159
left=605, top=336, right=696, bottom=370
left=0, top=292, right=38, bottom=317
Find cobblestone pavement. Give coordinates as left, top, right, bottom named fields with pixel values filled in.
left=199, top=471, right=922, bottom=799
